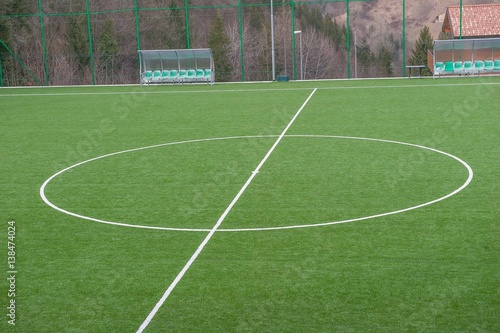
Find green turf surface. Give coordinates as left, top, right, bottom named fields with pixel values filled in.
left=1, top=77, right=499, bottom=332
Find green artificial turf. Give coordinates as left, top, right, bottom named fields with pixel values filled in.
left=1, top=77, right=499, bottom=332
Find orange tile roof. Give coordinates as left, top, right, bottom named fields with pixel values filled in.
left=445, top=4, right=500, bottom=38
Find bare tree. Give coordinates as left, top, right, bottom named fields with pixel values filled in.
left=303, top=29, right=336, bottom=79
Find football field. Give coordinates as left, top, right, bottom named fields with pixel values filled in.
left=1, top=77, right=499, bottom=332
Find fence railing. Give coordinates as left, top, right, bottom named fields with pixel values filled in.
left=0, top=0, right=472, bottom=86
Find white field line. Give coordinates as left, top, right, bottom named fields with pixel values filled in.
left=1, top=81, right=499, bottom=97
left=135, top=88, right=317, bottom=333
left=40, top=134, right=474, bottom=233
left=219, top=135, right=474, bottom=232
left=39, top=135, right=277, bottom=232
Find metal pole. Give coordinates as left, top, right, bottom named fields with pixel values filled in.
left=284, top=36, right=287, bottom=75
left=38, top=0, right=49, bottom=85
left=354, top=30, right=357, bottom=78
left=271, top=0, right=276, bottom=81
left=238, top=0, right=245, bottom=82
left=185, top=0, right=191, bottom=48
left=85, top=0, right=95, bottom=85
left=292, top=2, right=297, bottom=80
left=294, top=31, right=301, bottom=80
left=134, top=0, right=141, bottom=50
left=459, top=0, right=463, bottom=39
left=346, top=0, right=351, bottom=79
left=402, top=0, right=406, bottom=77
left=300, top=32, right=303, bottom=80
left=134, top=0, right=142, bottom=82
left=0, top=55, right=3, bottom=87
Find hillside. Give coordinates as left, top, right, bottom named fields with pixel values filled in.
left=327, top=0, right=500, bottom=51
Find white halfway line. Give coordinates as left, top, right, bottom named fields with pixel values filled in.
left=136, top=88, right=318, bottom=333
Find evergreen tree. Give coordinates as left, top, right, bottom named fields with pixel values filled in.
left=8, top=0, right=31, bottom=33
left=249, top=6, right=264, bottom=32
left=386, top=33, right=400, bottom=61
left=208, top=12, right=232, bottom=82
left=165, top=0, right=187, bottom=49
left=357, top=37, right=375, bottom=75
left=66, top=16, right=90, bottom=71
left=0, top=19, right=11, bottom=54
left=409, top=26, right=433, bottom=76
left=0, top=18, right=10, bottom=85
left=323, top=15, right=345, bottom=50
left=297, top=5, right=347, bottom=51
left=98, top=20, right=119, bottom=83
left=377, top=45, right=393, bottom=77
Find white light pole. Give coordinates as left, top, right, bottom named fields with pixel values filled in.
left=354, top=29, right=357, bottom=79
left=294, top=30, right=303, bottom=80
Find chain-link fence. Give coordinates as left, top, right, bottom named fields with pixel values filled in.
left=0, top=0, right=495, bottom=86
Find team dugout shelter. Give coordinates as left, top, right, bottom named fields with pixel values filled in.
left=138, top=49, right=214, bottom=85
left=429, top=4, right=500, bottom=77
left=428, top=38, right=500, bottom=77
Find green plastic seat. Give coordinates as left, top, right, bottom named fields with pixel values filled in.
left=444, top=61, right=454, bottom=73
left=152, top=70, right=162, bottom=82
left=494, top=60, right=500, bottom=70
left=161, top=70, right=169, bottom=80
left=195, top=69, right=205, bottom=80
left=474, top=60, right=484, bottom=71
left=434, top=61, right=444, bottom=76
left=186, top=69, right=196, bottom=81
left=143, top=71, right=153, bottom=83
left=453, top=61, right=463, bottom=74
left=463, top=61, right=474, bottom=75
left=484, top=60, right=494, bottom=71
left=178, top=69, right=187, bottom=82
left=203, top=69, right=213, bottom=84
left=167, top=69, right=178, bottom=83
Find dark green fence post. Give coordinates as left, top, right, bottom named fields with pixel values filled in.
left=38, top=0, right=49, bottom=85
left=85, top=0, right=95, bottom=85
left=402, top=0, right=406, bottom=77
left=238, top=0, right=245, bottom=82
left=0, top=55, right=3, bottom=87
left=292, top=1, right=297, bottom=80
left=134, top=0, right=141, bottom=50
left=184, top=0, right=191, bottom=49
left=459, top=0, right=462, bottom=39
left=134, top=0, right=141, bottom=82
left=346, top=0, right=351, bottom=79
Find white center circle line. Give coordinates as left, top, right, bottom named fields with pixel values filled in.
left=40, top=135, right=473, bottom=232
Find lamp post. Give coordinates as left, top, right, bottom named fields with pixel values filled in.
left=354, top=29, right=357, bottom=79
left=294, top=30, right=303, bottom=80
